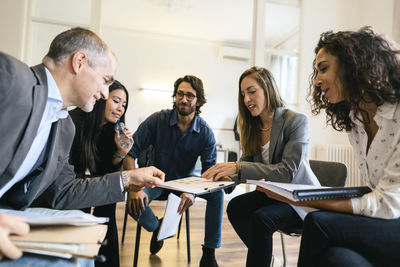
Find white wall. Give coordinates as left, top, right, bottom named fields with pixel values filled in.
left=102, top=27, right=247, bottom=154
left=298, top=0, right=396, bottom=157
left=0, top=0, right=27, bottom=60
left=0, top=0, right=397, bottom=157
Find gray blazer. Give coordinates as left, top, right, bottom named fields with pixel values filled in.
left=235, top=107, right=319, bottom=186
left=0, top=52, right=124, bottom=210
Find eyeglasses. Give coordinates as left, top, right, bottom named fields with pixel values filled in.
left=176, top=91, right=197, bottom=101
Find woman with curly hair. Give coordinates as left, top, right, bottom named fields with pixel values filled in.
left=265, top=27, right=400, bottom=267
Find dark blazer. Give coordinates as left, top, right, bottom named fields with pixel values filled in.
left=235, top=107, right=319, bottom=186
left=0, top=52, right=124, bottom=210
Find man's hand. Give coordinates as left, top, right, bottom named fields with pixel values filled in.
left=202, top=162, right=236, bottom=181
left=123, top=166, right=165, bottom=192
left=177, top=193, right=195, bottom=214
left=0, top=213, right=30, bottom=260
left=127, top=190, right=148, bottom=216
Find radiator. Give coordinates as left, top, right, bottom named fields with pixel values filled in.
left=314, top=144, right=362, bottom=187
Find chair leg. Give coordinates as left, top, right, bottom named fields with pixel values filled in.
left=177, top=216, right=183, bottom=239
left=133, top=223, right=141, bottom=267
left=185, top=209, right=191, bottom=263
left=280, top=232, right=287, bottom=267
left=121, top=201, right=128, bottom=244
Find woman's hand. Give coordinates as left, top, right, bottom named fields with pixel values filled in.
left=202, top=162, right=237, bottom=181
left=114, top=126, right=134, bottom=156
left=256, top=185, right=297, bottom=205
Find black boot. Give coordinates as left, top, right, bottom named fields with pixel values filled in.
left=199, top=245, right=219, bottom=267
left=149, top=217, right=164, bottom=255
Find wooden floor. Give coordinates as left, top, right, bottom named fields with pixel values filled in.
left=116, top=199, right=300, bottom=267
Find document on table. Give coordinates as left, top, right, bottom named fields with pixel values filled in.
left=157, top=193, right=182, bottom=241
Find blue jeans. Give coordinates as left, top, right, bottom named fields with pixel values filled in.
left=227, top=190, right=302, bottom=267
left=128, top=187, right=224, bottom=248
left=298, top=211, right=400, bottom=267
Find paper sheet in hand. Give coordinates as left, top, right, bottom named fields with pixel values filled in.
left=247, top=180, right=371, bottom=201
left=157, top=193, right=182, bottom=241
left=157, top=176, right=235, bottom=195
left=0, top=208, right=109, bottom=226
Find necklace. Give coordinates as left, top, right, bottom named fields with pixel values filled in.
left=260, top=125, right=272, bottom=131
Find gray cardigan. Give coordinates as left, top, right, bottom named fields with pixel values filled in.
left=235, top=107, right=319, bottom=187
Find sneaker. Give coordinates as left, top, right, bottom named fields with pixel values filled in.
left=150, top=218, right=164, bottom=255
left=270, top=255, right=283, bottom=267
left=199, top=245, right=219, bottom=267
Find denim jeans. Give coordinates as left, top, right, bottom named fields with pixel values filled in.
left=128, top=186, right=224, bottom=248
left=227, top=190, right=302, bottom=267
left=298, top=211, right=400, bottom=267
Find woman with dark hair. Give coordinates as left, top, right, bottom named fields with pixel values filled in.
left=69, top=80, right=133, bottom=267
left=265, top=27, right=400, bottom=267
left=203, top=66, right=319, bottom=267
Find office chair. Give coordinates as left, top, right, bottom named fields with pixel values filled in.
left=120, top=146, right=191, bottom=267
left=279, top=160, right=348, bottom=267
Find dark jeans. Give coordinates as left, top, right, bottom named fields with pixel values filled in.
left=227, top=190, right=302, bottom=267
left=298, top=211, right=400, bottom=267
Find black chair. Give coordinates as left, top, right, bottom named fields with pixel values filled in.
left=279, top=160, right=348, bottom=267
left=120, top=146, right=191, bottom=267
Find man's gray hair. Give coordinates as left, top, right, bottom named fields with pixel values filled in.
left=44, top=27, right=109, bottom=67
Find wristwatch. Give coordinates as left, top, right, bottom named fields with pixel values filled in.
left=120, top=171, right=128, bottom=191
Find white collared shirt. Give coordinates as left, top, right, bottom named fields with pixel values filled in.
left=349, top=101, right=400, bottom=219
left=0, top=67, right=68, bottom=198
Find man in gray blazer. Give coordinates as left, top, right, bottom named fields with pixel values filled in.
left=0, top=27, right=164, bottom=263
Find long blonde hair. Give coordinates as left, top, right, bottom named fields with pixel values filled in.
left=238, top=66, right=285, bottom=156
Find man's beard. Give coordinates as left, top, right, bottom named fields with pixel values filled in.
left=177, top=103, right=196, bottom=116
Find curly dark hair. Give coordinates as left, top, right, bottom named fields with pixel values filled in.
left=308, top=26, right=400, bottom=131
left=172, top=75, right=207, bottom=115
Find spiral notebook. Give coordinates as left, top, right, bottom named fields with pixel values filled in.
left=247, top=180, right=371, bottom=202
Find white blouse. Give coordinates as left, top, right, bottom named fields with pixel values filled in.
left=349, top=101, right=400, bottom=219
left=261, top=141, right=270, bottom=164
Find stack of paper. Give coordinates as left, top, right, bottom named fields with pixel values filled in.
left=2, top=208, right=108, bottom=259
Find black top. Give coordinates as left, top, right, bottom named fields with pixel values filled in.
left=69, top=109, right=122, bottom=178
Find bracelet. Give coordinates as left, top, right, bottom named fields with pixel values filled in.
left=120, top=171, right=128, bottom=191
left=235, top=161, right=241, bottom=176
left=113, top=152, right=126, bottom=159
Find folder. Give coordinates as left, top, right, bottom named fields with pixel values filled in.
left=2, top=208, right=108, bottom=259
left=10, top=224, right=107, bottom=259
left=247, top=180, right=372, bottom=201
left=157, top=176, right=235, bottom=196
